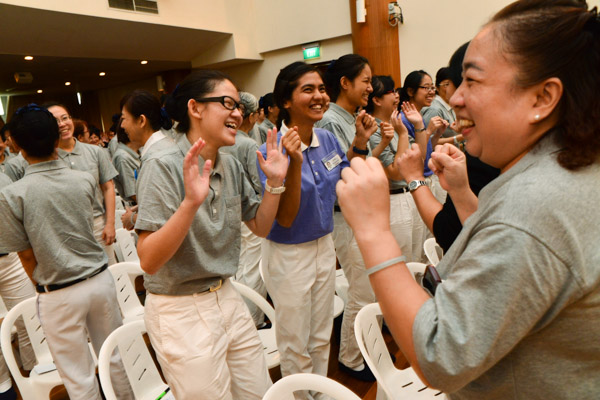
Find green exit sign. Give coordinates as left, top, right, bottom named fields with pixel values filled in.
left=303, top=43, right=321, bottom=60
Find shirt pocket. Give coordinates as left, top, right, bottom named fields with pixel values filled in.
left=224, top=195, right=242, bottom=222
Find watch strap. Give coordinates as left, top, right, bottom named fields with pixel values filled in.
left=265, top=181, right=286, bottom=194
left=352, top=146, right=369, bottom=155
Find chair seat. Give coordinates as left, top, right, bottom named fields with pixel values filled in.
left=333, top=295, right=344, bottom=318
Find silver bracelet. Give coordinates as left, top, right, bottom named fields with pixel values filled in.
left=366, top=256, right=407, bottom=277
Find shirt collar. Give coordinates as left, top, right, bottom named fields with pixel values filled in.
left=24, top=159, right=67, bottom=176
left=117, top=142, right=140, bottom=159
left=176, top=134, right=223, bottom=177
left=140, top=130, right=167, bottom=157
left=328, top=102, right=356, bottom=125
left=280, top=121, right=320, bottom=152
left=57, top=138, right=82, bottom=157
left=435, top=95, right=453, bottom=113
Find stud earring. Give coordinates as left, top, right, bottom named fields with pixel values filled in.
left=534, top=114, right=540, bottom=121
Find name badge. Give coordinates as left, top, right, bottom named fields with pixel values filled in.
left=322, top=151, right=342, bottom=171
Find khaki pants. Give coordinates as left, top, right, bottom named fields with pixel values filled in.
left=93, top=215, right=116, bottom=265
left=144, top=280, right=271, bottom=400
left=37, top=270, right=133, bottom=400
left=0, top=253, right=36, bottom=389
left=262, top=235, right=335, bottom=400
left=234, top=223, right=266, bottom=327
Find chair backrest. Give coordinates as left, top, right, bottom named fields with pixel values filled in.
left=355, top=303, right=443, bottom=399
left=99, top=319, right=170, bottom=400
left=115, top=209, right=125, bottom=230
left=115, top=228, right=139, bottom=262
left=423, top=238, right=443, bottom=266
left=108, top=262, right=145, bottom=324
left=262, top=373, right=361, bottom=400
left=231, top=280, right=275, bottom=329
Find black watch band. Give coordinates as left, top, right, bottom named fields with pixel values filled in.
left=352, top=146, right=369, bottom=155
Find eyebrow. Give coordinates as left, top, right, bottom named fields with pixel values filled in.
left=463, top=61, right=484, bottom=72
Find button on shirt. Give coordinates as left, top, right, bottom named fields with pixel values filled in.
left=258, top=124, right=349, bottom=244
left=0, top=160, right=107, bottom=285
left=135, top=134, right=261, bottom=296
left=401, top=112, right=433, bottom=177
left=57, top=140, right=118, bottom=217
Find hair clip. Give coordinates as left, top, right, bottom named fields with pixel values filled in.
left=15, top=103, right=52, bottom=117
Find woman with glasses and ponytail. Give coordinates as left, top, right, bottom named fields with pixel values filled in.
left=134, top=70, right=288, bottom=399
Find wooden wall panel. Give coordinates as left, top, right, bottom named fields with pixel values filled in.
left=350, top=0, right=401, bottom=87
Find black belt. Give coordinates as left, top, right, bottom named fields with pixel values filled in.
left=390, top=187, right=410, bottom=194
left=36, top=264, right=108, bottom=293
left=0, top=253, right=8, bottom=258
left=334, top=205, right=342, bottom=213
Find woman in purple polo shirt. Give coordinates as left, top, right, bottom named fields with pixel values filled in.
left=258, top=61, right=349, bottom=396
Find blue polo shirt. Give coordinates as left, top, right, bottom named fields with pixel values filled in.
left=258, top=124, right=349, bottom=244
left=401, top=112, right=433, bottom=177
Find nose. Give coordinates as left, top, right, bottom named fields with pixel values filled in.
left=449, top=82, right=465, bottom=109
left=366, top=83, right=373, bottom=93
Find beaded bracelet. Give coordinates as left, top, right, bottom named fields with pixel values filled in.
left=366, top=256, right=407, bottom=277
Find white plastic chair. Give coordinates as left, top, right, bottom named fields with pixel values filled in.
left=115, top=209, right=125, bottom=230
left=355, top=303, right=444, bottom=399
left=115, top=195, right=125, bottom=211
left=0, top=297, right=63, bottom=400
left=115, top=228, right=139, bottom=262
left=108, top=262, right=145, bottom=324
left=263, top=373, right=361, bottom=400
left=99, top=319, right=172, bottom=400
left=231, top=280, right=280, bottom=369
left=335, top=268, right=349, bottom=305
left=423, top=238, right=443, bottom=266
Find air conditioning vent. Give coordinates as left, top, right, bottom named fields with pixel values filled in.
left=108, top=0, right=158, bottom=14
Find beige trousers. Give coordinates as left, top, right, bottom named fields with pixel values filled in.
left=262, top=235, right=335, bottom=400
left=144, top=280, right=271, bottom=400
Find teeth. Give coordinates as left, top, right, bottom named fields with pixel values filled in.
left=225, top=123, right=236, bottom=129
left=310, top=105, right=322, bottom=110
left=459, top=119, right=474, bottom=128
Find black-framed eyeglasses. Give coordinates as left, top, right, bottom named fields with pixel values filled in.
left=196, top=96, right=243, bottom=112
left=419, top=85, right=436, bottom=92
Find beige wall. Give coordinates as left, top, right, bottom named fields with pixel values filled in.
left=397, top=0, right=600, bottom=83
left=221, top=35, right=353, bottom=97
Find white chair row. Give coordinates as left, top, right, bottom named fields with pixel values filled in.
left=114, top=228, right=139, bottom=263
left=423, top=238, right=443, bottom=266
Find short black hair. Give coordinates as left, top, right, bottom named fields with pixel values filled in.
left=0, top=124, right=8, bottom=142
left=262, top=93, right=275, bottom=117
left=9, top=104, right=59, bottom=158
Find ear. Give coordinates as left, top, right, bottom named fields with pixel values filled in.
left=283, top=99, right=292, bottom=111
left=188, top=99, right=203, bottom=120
left=139, top=114, right=148, bottom=129
left=530, top=77, right=563, bottom=124
left=340, top=76, right=351, bottom=91
left=372, top=96, right=383, bottom=107
left=407, top=88, right=415, bottom=99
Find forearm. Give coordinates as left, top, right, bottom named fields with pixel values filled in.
left=347, top=136, right=369, bottom=160
left=100, top=181, right=116, bottom=225
left=275, top=160, right=302, bottom=227
left=17, top=248, right=37, bottom=285
left=136, top=199, right=199, bottom=274
left=386, top=134, right=411, bottom=181
left=354, top=229, right=431, bottom=385
left=245, top=189, right=282, bottom=237
left=371, top=141, right=388, bottom=159
left=414, top=130, right=429, bottom=159
left=448, top=187, right=479, bottom=224
left=411, top=186, right=443, bottom=232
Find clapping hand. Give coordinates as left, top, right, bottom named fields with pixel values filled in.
left=257, top=128, right=288, bottom=187
left=183, top=138, right=212, bottom=208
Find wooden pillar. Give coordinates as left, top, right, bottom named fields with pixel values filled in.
left=349, top=0, right=401, bottom=87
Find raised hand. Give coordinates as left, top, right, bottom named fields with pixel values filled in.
left=391, top=109, right=409, bottom=137
left=356, top=110, right=378, bottom=141
left=183, top=138, right=212, bottom=208
left=427, top=116, right=450, bottom=138
left=396, top=143, right=426, bottom=182
left=281, top=126, right=303, bottom=163
left=400, top=101, right=424, bottom=128
left=428, top=143, right=469, bottom=193
left=336, top=157, right=390, bottom=241
left=380, top=121, right=395, bottom=146
left=257, top=128, right=288, bottom=187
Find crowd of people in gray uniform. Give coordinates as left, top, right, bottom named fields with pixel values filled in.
left=0, top=0, right=599, bottom=399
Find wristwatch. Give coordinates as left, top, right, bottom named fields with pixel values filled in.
left=408, top=180, right=427, bottom=192
left=265, top=181, right=286, bottom=194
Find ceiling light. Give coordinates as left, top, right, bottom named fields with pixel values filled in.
left=99, top=72, right=106, bottom=76
left=24, top=56, right=34, bottom=61
left=65, top=82, right=71, bottom=86
left=37, top=89, right=43, bottom=94
left=140, top=60, right=148, bottom=65
left=77, top=92, right=82, bottom=105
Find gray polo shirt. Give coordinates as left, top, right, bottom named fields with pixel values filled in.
left=413, top=134, right=600, bottom=398
left=316, top=103, right=372, bottom=156
left=3, top=153, right=28, bottom=182
left=422, top=95, right=457, bottom=138
left=112, top=143, right=140, bottom=202
left=108, top=136, right=118, bottom=158
left=0, top=160, right=107, bottom=285
left=135, top=134, right=261, bottom=296
left=0, top=149, right=15, bottom=174
left=0, top=172, right=11, bottom=189
left=248, top=124, right=261, bottom=146
left=258, top=118, right=275, bottom=145
left=220, top=130, right=262, bottom=194
left=57, top=140, right=118, bottom=217
left=369, top=117, right=413, bottom=190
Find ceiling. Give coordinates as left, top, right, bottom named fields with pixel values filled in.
left=0, top=3, right=233, bottom=96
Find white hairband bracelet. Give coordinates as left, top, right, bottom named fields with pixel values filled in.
left=366, top=256, right=407, bottom=277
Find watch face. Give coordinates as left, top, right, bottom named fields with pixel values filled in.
left=409, top=181, right=418, bottom=190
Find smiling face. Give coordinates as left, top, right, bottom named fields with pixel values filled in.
left=346, top=64, right=373, bottom=108
left=48, top=105, right=74, bottom=142
left=285, top=71, right=330, bottom=126
left=193, top=79, right=243, bottom=148
left=450, top=25, right=543, bottom=171
left=120, top=107, right=143, bottom=146
left=410, top=74, right=435, bottom=110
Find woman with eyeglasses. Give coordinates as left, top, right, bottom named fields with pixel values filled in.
left=134, top=70, right=288, bottom=399
left=44, top=102, right=119, bottom=265
left=422, top=67, right=463, bottom=146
